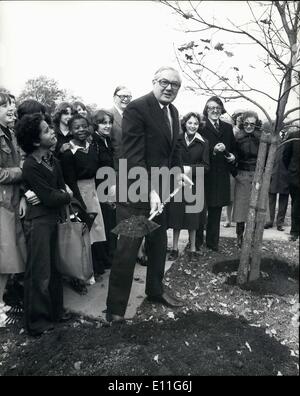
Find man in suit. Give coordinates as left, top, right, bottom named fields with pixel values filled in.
left=196, top=96, right=236, bottom=251
left=106, top=66, right=185, bottom=322
left=109, top=86, right=132, bottom=170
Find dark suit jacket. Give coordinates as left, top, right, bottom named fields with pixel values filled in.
left=109, top=106, right=123, bottom=170
left=202, top=119, right=236, bottom=207
left=120, top=91, right=182, bottom=208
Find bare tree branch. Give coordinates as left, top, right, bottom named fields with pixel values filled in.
left=283, top=106, right=300, bottom=120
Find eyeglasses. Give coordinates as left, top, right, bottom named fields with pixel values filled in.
left=156, top=79, right=181, bottom=90
left=207, top=106, right=222, bottom=111
left=244, top=122, right=256, bottom=127
left=116, top=95, right=132, bottom=101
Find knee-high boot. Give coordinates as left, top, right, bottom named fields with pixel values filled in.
left=236, top=222, right=245, bottom=248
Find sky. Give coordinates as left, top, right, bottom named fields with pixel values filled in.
left=0, top=1, right=297, bottom=120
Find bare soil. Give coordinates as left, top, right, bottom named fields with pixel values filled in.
left=0, top=237, right=298, bottom=376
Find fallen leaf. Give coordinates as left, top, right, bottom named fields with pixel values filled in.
left=167, top=312, right=175, bottom=319
left=74, top=361, right=82, bottom=370
left=245, top=342, right=252, bottom=352
left=185, top=341, right=190, bottom=346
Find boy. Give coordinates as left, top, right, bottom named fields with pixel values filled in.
left=15, top=113, right=72, bottom=336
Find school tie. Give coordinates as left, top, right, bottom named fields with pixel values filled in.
left=162, top=105, right=173, bottom=140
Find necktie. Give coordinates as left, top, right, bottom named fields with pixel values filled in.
left=214, top=121, right=222, bottom=137
left=162, top=106, right=172, bottom=140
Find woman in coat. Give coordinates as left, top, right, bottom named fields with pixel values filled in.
left=0, top=93, right=26, bottom=323
left=168, top=112, right=209, bottom=258
left=232, top=111, right=262, bottom=247
left=197, top=96, right=236, bottom=252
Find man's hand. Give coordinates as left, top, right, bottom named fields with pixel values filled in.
left=225, top=152, right=235, bottom=163
left=19, top=197, right=27, bottom=218
left=25, top=190, right=41, bottom=205
left=149, top=189, right=162, bottom=216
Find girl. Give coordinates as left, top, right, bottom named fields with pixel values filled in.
left=60, top=114, right=107, bottom=282
left=53, top=102, right=73, bottom=155
left=92, top=109, right=116, bottom=271
left=168, top=112, right=209, bottom=258
left=0, top=93, right=26, bottom=326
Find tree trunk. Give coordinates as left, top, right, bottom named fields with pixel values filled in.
left=237, top=131, right=270, bottom=285
left=249, top=134, right=278, bottom=281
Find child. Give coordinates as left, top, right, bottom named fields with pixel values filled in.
left=60, top=114, right=106, bottom=281
left=0, top=93, right=26, bottom=326
left=92, top=109, right=116, bottom=269
left=15, top=113, right=72, bottom=336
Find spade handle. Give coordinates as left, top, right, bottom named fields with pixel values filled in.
left=148, top=175, right=194, bottom=221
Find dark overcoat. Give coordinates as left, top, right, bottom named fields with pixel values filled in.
left=201, top=119, right=236, bottom=207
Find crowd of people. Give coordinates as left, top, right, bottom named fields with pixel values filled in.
left=0, top=66, right=299, bottom=334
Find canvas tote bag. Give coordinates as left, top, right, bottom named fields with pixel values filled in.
left=0, top=205, right=26, bottom=273
left=57, top=205, right=93, bottom=281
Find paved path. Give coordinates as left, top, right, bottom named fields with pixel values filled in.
left=64, top=223, right=291, bottom=320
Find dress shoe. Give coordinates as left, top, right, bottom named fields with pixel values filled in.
left=29, top=325, right=54, bottom=337
left=289, top=234, right=299, bottom=242
left=277, top=225, right=284, bottom=231
left=106, top=312, right=125, bottom=323
left=188, top=251, right=200, bottom=260
left=168, top=249, right=179, bottom=261
left=264, top=222, right=273, bottom=229
left=147, top=292, right=184, bottom=308
left=59, top=311, right=72, bottom=323
left=207, top=244, right=218, bottom=252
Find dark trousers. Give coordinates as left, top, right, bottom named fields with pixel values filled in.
left=101, top=202, right=117, bottom=265
left=268, top=193, right=289, bottom=226
left=106, top=204, right=167, bottom=317
left=236, top=222, right=245, bottom=235
left=289, top=184, right=300, bottom=236
left=24, top=216, right=63, bottom=336
left=206, top=206, right=223, bottom=249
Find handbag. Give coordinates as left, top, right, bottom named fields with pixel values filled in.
left=0, top=205, right=26, bottom=274
left=57, top=205, right=93, bottom=281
